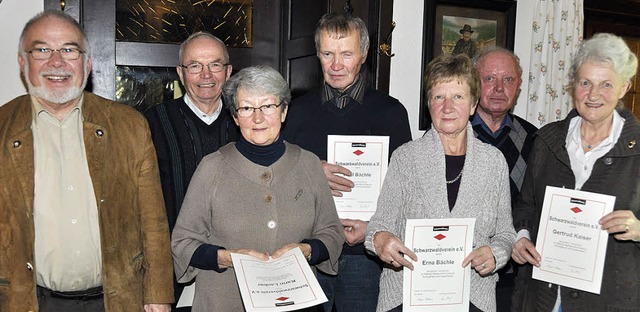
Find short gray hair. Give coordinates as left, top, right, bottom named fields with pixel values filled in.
left=570, top=33, right=638, bottom=85
left=178, top=31, right=229, bottom=64
left=223, top=66, right=291, bottom=116
left=473, top=46, right=522, bottom=81
left=19, top=10, right=91, bottom=58
left=314, top=12, right=369, bottom=56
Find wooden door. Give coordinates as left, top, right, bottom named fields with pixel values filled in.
left=282, top=0, right=394, bottom=98
left=45, top=0, right=392, bottom=107
left=621, top=37, right=640, bottom=118
left=585, top=0, right=640, bottom=120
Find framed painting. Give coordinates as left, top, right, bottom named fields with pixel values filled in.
left=420, top=0, right=516, bottom=130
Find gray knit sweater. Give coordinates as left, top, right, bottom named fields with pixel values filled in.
left=365, top=124, right=516, bottom=312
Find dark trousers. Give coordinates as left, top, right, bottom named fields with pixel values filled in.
left=317, top=254, right=383, bottom=312
left=496, top=262, right=518, bottom=312
left=389, top=304, right=483, bottom=312
left=37, top=285, right=105, bottom=312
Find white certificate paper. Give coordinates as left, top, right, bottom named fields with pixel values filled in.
left=231, top=247, right=327, bottom=311
left=403, top=218, right=475, bottom=312
left=176, top=283, right=194, bottom=307
left=326, top=135, right=389, bottom=221
left=532, top=186, right=616, bottom=294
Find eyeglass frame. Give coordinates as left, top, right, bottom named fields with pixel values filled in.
left=26, top=47, right=85, bottom=60
left=234, top=102, right=284, bottom=118
left=180, top=61, right=229, bottom=74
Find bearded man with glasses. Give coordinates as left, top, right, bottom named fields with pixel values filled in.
left=143, top=31, right=239, bottom=311
left=0, top=10, right=173, bottom=311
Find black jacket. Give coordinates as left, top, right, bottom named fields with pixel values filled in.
left=512, top=108, right=640, bottom=312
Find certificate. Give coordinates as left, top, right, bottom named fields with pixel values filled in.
left=532, top=186, right=615, bottom=294
left=231, top=247, right=327, bottom=311
left=403, top=218, right=475, bottom=312
left=176, top=283, right=194, bottom=307
left=326, top=135, right=389, bottom=221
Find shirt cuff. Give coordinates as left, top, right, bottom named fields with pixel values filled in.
left=190, top=244, right=227, bottom=273
left=516, top=229, right=531, bottom=242
left=301, top=239, right=329, bottom=265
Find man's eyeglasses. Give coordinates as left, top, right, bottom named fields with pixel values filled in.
left=27, top=47, right=85, bottom=60
left=180, top=62, right=228, bottom=74
left=235, top=103, right=283, bottom=118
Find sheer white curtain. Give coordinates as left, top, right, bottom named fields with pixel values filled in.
left=526, top=0, right=583, bottom=127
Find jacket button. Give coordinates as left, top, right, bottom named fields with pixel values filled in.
left=629, top=140, right=636, bottom=148
left=261, top=172, right=271, bottom=181
left=267, top=220, right=277, bottom=229
left=96, top=129, right=104, bottom=137
left=26, top=262, right=33, bottom=271
left=603, top=158, right=613, bottom=165
left=12, top=140, right=21, bottom=148
left=264, top=194, right=273, bottom=203
left=570, top=291, right=579, bottom=298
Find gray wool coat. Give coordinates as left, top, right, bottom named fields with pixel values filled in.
left=365, top=124, right=516, bottom=312
left=172, top=142, right=345, bottom=311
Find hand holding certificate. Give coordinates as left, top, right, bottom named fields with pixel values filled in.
left=326, top=135, right=389, bottom=221
left=532, top=186, right=615, bottom=294
left=231, top=247, right=327, bottom=312
left=403, top=218, right=475, bottom=312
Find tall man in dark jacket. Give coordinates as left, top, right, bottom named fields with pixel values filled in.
left=282, top=12, right=412, bottom=312
left=144, top=31, right=238, bottom=310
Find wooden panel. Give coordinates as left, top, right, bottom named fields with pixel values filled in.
left=282, top=0, right=330, bottom=99
left=622, top=38, right=640, bottom=120
left=289, top=54, right=322, bottom=99
left=83, top=1, right=281, bottom=101
left=584, top=1, right=640, bottom=120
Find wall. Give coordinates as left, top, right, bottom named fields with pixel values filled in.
left=390, top=0, right=536, bottom=139
left=0, top=0, right=43, bottom=106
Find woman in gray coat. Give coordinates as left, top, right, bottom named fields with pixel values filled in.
left=365, top=54, right=515, bottom=312
left=172, top=66, right=345, bottom=311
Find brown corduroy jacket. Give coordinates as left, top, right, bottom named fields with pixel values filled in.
left=0, top=92, right=174, bottom=311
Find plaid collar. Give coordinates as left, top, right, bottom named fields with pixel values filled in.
left=321, top=74, right=365, bottom=108
left=471, top=112, right=514, bottom=138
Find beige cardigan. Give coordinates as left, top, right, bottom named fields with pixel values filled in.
left=172, top=142, right=345, bottom=311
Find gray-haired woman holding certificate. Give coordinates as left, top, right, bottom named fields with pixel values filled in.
left=510, top=33, right=640, bottom=312
left=364, top=54, right=516, bottom=312
left=172, top=66, right=344, bottom=311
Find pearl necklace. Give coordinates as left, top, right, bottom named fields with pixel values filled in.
left=446, top=169, right=463, bottom=184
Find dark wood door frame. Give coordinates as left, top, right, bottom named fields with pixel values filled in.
left=45, top=0, right=394, bottom=99
left=48, top=0, right=282, bottom=100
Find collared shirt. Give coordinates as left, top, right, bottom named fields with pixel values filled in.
left=184, top=94, right=223, bottom=125
left=566, top=110, right=624, bottom=189
left=32, top=95, right=103, bottom=291
left=471, top=112, right=514, bottom=138
left=321, top=74, right=366, bottom=109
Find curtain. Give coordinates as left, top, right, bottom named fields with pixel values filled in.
left=526, top=0, right=583, bottom=127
